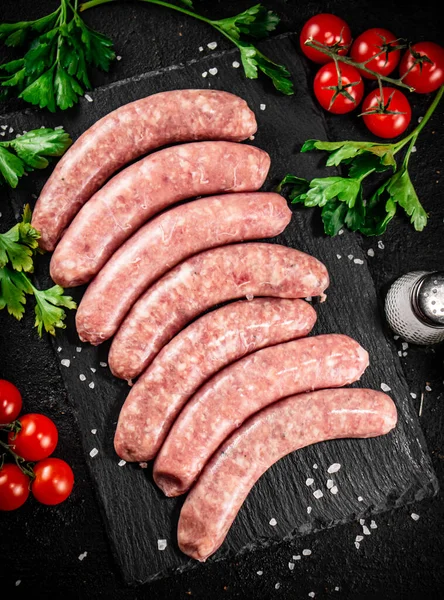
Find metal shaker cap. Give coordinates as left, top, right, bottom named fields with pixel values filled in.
left=412, top=271, right=444, bottom=327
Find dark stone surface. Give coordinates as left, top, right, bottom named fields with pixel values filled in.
left=0, top=1, right=443, bottom=598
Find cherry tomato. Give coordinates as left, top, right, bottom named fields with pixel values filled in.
left=361, top=87, right=412, bottom=138
left=32, top=458, right=74, bottom=505
left=0, top=464, right=30, bottom=511
left=300, top=14, right=352, bottom=64
left=313, top=62, right=364, bottom=114
left=0, top=379, right=22, bottom=424
left=399, top=41, right=444, bottom=93
left=8, top=413, right=58, bottom=462
left=350, top=28, right=401, bottom=79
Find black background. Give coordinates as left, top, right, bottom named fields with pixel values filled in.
left=0, top=1, right=443, bottom=598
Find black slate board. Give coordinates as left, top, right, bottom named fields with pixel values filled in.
left=2, top=34, right=438, bottom=586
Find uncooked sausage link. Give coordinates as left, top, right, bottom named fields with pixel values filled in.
left=107, top=243, right=330, bottom=381
left=178, top=388, right=397, bottom=562
left=75, top=194, right=291, bottom=346
left=50, top=142, right=270, bottom=287
left=31, top=90, right=257, bottom=251
left=153, top=334, right=369, bottom=497
left=114, top=298, right=317, bottom=462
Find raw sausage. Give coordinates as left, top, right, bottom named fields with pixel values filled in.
left=50, top=142, right=270, bottom=286
left=75, top=193, right=291, bottom=345
left=114, top=298, right=317, bottom=462
left=106, top=243, right=330, bottom=381
left=153, top=334, right=369, bottom=497
left=31, top=90, right=257, bottom=251
left=178, top=388, right=397, bottom=561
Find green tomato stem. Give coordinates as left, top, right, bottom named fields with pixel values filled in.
left=0, top=439, right=35, bottom=479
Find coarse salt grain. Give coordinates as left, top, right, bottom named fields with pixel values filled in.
left=327, top=463, right=341, bottom=474
left=426, top=385, right=432, bottom=391
left=116, top=55, right=122, bottom=61
left=139, top=462, right=148, bottom=468
left=118, top=459, right=126, bottom=467
left=331, top=486, right=338, bottom=494
left=355, top=535, right=363, bottom=542
left=275, top=583, right=280, bottom=590
left=91, top=429, right=97, bottom=434
left=269, top=518, right=277, bottom=526
left=90, top=448, right=98, bottom=458
left=347, top=254, right=354, bottom=260
left=209, top=67, right=218, bottom=76
left=378, top=240, right=385, bottom=249
left=363, top=525, right=371, bottom=536
left=294, top=555, right=301, bottom=560
left=257, top=570, right=263, bottom=575
left=381, top=383, right=391, bottom=392
left=358, top=496, right=364, bottom=502
left=302, top=549, right=312, bottom=556
left=327, top=479, right=334, bottom=489
left=411, top=513, right=420, bottom=521
left=411, top=146, right=417, bottom=153
left=158, top=539, right=167, bottom=551
left=402, top=342, right=409, bottom=350
left=305, top=478, right=314, bottom=486
left=0, top=132, right=4, bottom=137
left=78, top=552, right=88, bottom=561
left=288, top=562, right=295, bottom=570
left=403, top=352, right=407, bottom=357
left=232, top=61, right=240, bottom=68
left=15, top=581, right=21, bottom=586
left=84, top=94, right=93, bottom=102
left=90, top=367, right=96, bottom=373
left=398, top=351, right=403, bottom=357
left=410, top=393, right=417, bottom=399
left=61, top=359, right=70, bottom=367
left=79, top=374, right=86, bottom=381
left=260, top=103, right=266, bottom=110
left=1, top=125, right=7, bottom=130
left=418, top=116, right=423, bottom=123
left=367, top=248, right=375, bottom=257
left=307, top=506, right=312, bottom=514
left=199, top=46, right=204, bottom=52
left=313, top=489, right=323, bottom=499
left=9, top=127, right=13, bottom=133
left=370, top=520, right=377, bottom=529
left=336, top=254, right=342, bottom=259
left=354, top=542, right=360, bottom=549
left=76, top=346, right=82, bottom=352
left=100, top=362, right=107, bottom=367
left=309, top=593, right=315, bottom=598
left=354, top=258, right=364, bottom=265
left=202, top=71, right=208, bottom=78
left=57, top=347, right=62, bottom=352
left=338, top=229, right=344, bottom=235
left=207, top=41, right=217, bottom=50
left=335, top=587, right=340, bottom=592
left=246, top=293, right=254, bottom=301
left=89, top=382, right=95, bottom=389
left=359, top=519, right=365, bottom=525
left=313, top=463, right=318, bottom=469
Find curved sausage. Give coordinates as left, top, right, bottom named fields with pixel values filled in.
left=31, top=90, right=257, bottom=251
left=106, top=243, right=330, bottom=381
left=114, top=298, right=317, bottom=462
left=153, top=334, right=369, bottom=497
left=50, top=142, right=270, bottom=287
left=178, top=388, right=397, bottom=562
left=76, top=193, right=291, bottom=346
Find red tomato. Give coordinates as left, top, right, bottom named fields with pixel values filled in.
left=300, top=14, right=352, bottom=64
left=8, top=413, right=58, bottom=462
left=361, top=87, right=412, bottom=138
left=350, top=28, right=401, bottom=79
left=0, top=379, right=22, bottom=424
left=0, top=464, right=30, bottom=511
left=32, top=458, right=74, bottom=505
left=399, top=41, right=444, bottom=93
left=314, top=62, right=364, bottom=114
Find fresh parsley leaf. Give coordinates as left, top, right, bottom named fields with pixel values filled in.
left=301, top=139, right=396, bottom=170
left=275, top=174, right=310, bottom=197
left=238, top=41, right=293, bottom=94
left=19, top=66, right=57, bottom=112
left=321, top=200, right=348, bottom=236
left=214, top=4, right=279, bottom=41
left=346, top=152, right=395, bottom=179
left=33, top=284, right=76, bottom=336
left=0, top=146, right=25, bottom=188
left=0, top=266, right=31, bottom=320
left=0, top=205, right=41, bottom=271
left=0, top=11, right=60, bottom=47
left=359, top=180, right=398, bottom=236
left=386, top=167, right=428, bottom=231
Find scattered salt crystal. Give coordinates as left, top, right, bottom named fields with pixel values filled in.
left=91, top=429, right=97, bottom=434
left=89, top=448, right=98, bottom=458
left=305, top=478, right=314, bottom=486
left=418, top=116, right=423, bottom=123
left=246, top=293, right=254, bottom=301
left=207, top=41, right=217, bottom=50
left=269, top=517, right=277, bottom=526
left=90, top=367, right=96, bottom=373
left=313, top=489, right=323, bottom=499
left=199, top=46, right=204, bottom=52
left=78, top=552, right=88, bottom=561
left=209, top=67, right=218, bottom=76
left=336, top=254, right=342, bottom=259
left=354, top=542, right=360, bottom=549
left=363, top=525, right=371, bottom=536
left=335, top=587, right=340, bottom=591
left=100, top=362, right=107, bottom=367
left=411, top=513, right=420, bottom=521
left=426, top=385, right=432, bottom=391
left=232, top=61, right=240, bottom=68
left=0, top=132, right=4, bottom=136
left=378, top=240, right=385, bottom=249
left=367, top=248, right=375, bottom=257
left=347, top=254, right=354, bottom=260
left=327, top=463, right=341, bottom=474
left=370, top=520, right=377, bottom=529
left=302, top=549, right=312, bottom=556
left=89, top=382, right=95, bottom=389
left=381, top=383, right=391, bottom=392
left=139, top=462, right=148, bottom=468
left=288, top=562, right=295, bottom=570
left=157, top=539, right=167, bottom=551
left=118, top=459, right=126, bottom=467
left=307, top=506, right=312, bottom=514
left=394, top=335, right=399, bottom=340
left=327, top=479, right=334, bottom=489
left=275, top=583, right=280, bottom=590
left=355, top=535, right=363, bottom=542
left=402, top=342, right=409, bottom=350
left=398, top=351, right=402, bottom=357
left=331, top=486, right=338, bottom=494
left=54, top=125, right=64, bottom=130
left=201, top=71, right=208, bottom=78
left=57, top=347, right=62, bottom=352
left=410, top=393, right=417, bottom=399
left=313, top=463, right=318, bottom=469
left=294, top=554, right=301, bottom=560
left=15, top=581, right=21, bottom=586
left=1, top=125, right=7, bottom=130
left=79, top=374, right=86, bottom=381
left=260, top=103, right=266, bottom=110
left=338, top=229, right=344, bottom=235
left=116, top=55, right=122, bottom=61
left=354, top=258, right=364, bottom=265
left=84, top=94, right=93, bottom=102
left=9, top=127, right=13, bottom=133
left=403, top=352, right=408, bottom=357
left=358, top=496, right=364, bottom=502
left=76, top=346, right=82, bottom=352
left=359, top=519, right=365, bottom=525
left=257, top=570, right=263, bottom=575
left=61, top=359, right=70, bottom=367
left=309, top=592, right=315, bottom=598
left=411, top=146, right=417, bottom=153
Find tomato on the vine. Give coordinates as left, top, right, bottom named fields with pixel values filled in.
left=399, top=41, right=444, bottom=93
left=0, top=379, right=22, bottom=424
left=300, top=14, right=352, bottom=64
left=32, top=458, right=74, bottom=505
left=314, top=62, right=364, bottom=114
left=0, top=463, right=30, bottom=511
left=350, top=28, right=402, bottom=79
left=361, top=87, right=412, bottom=138
left=8, top=413, right=58, bottom=462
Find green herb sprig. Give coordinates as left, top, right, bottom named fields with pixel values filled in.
left=277, top=85, right=443, bottom=237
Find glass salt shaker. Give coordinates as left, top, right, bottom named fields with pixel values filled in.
left=384, top=271, right=444, bottom=345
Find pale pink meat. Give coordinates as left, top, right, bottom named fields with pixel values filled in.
left=76, top=193, right=291, bottom=346
left=178, top=388, right=397, bottom=561
left=107, top=243, right=330, bottom=381
left=31, top=90, right=257, bottom=251
left=50, top=142, right=270, bottom=286
left=153, top=334, right=369, bottom=497
left=114, top=298, right=317, bottom=462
